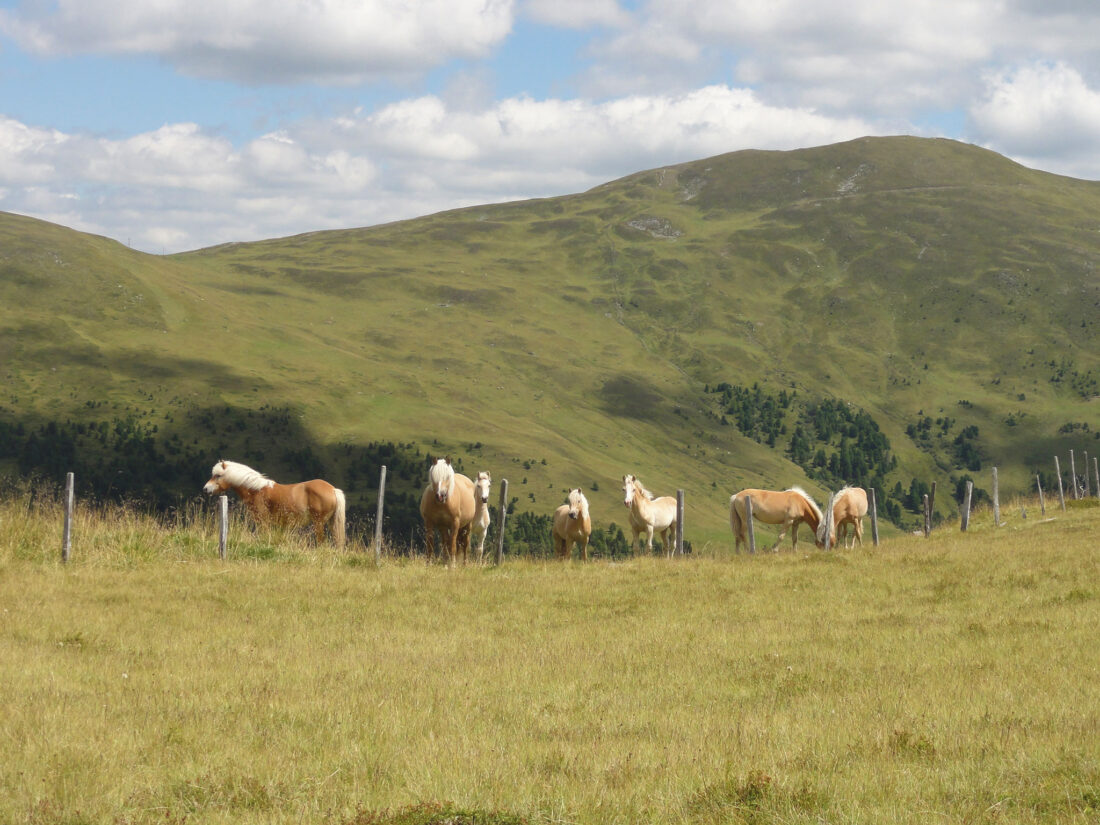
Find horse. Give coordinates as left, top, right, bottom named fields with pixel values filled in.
left=552, top=488, right=593, bottom=561
left=622, top=474, right=678, bottom=557
left=203, top=459, right=346, bottom=547
left=418, top=456, right=476, bottom=565
left=470, top=471, right=493, bottom=562
left=817, top=486, right=869, bottom=549
left=729, top=487, right=822, bottom=552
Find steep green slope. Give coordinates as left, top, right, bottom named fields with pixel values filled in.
left=2, top=137, right=1097, bottom=541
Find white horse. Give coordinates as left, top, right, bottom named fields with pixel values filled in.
left=552, top=488, right=593, bottom=561
left=622, top=474, right=678, bottom=557
left=471, top=471, right=492, bottom=562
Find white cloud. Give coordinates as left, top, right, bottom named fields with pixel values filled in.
left=0, top=0, right=516, bottom=84
left=523, top=0, right=630, bottom=29
left=576, top=1, right=1100, bottom=116
left=970, top=62, right=1100, bottom=179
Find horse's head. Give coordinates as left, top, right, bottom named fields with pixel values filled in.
left=622, top=474, right=637, bottom=508
left=567, top=488, right=587, bottom=519
left=429, top=457, right=455, bottom=503
left=475, top=471, right=492, bottom=504
left=203, top=460, right=230, bottom=495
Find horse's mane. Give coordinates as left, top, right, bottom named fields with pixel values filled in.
left=429, top=458, right=455, bottom=493
left=215, top=460, right=275, bottom=491
left=631, top=476, right=655, bottom=500
left=786, top=486, right=823, bottom=521
left=568, top=488, right=590, bottom=512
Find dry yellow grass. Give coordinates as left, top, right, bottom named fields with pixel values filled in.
left=1, top=492, right=1098, bottom=824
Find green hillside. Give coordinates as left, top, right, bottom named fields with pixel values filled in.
left=2, top=136, right=1098, bottom=543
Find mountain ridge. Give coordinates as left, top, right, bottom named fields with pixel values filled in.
left=2, top=136, right=1097, bottom=542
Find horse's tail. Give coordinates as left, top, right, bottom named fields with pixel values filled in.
left=333, top=488, right=347, bottom=548
left=729, top=494, right=742, bottom=542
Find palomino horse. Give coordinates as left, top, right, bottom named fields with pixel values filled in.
left=203, top=460, right=346, bottom=547
left=622, top=474, right=678, bottom=557
left=729, top=487, right=822, bottom=552
left=470, top=471, right=493, bottom=562
left=552, top=488, right=593, bottom=561
left=817, top=486, right=869, bottom=548
left=419, top=457, right=476, bottom=565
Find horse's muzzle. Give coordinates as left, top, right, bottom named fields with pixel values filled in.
left=569, top=512, right=578, bottom=520
left=436, top=492, right=448, bottom=503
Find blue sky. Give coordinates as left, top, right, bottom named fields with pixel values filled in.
left=2, top=0, right=1099, bottom=253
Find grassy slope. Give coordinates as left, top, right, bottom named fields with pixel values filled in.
left=2, top=137, right=1099, bottom=536
left=2, top=496, right=1099, bottom=824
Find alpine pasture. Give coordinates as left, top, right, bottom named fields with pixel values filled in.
left=3, top=134, right=1100, bottom=823
left=2, top=493, right=1098, bottom=824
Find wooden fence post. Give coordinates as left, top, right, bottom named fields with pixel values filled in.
left=929, top=482, right=937, bottom=533
left=869, top=488, right=879, bottom=547
left=1054, top=456, right=1066, bottom=512
left=61, top=471, right=74, bottom=563
left=373, top=465, right=387, bottom=563
left=922, top=494, right=930, bottom=537
left=745, top=495, right=756, bottom=554
left=494, top=479, right=509, bottom=566
left=1036, top=475, right=1045, bottom=516
left=219, top=494, right=228, bottom=560
left=1070, top=449, right=1080, bottom=500
left=1094, top=456, right=1100, bottom=502
left=960, top=480, right=973, bottom=532
left=1084, top=451, right=1090, bottom=498
left=675, top=489, right=684, bottom=556
left=992, top=467, right=1002, bottom=526
left=823, top=491, right=836, bottom=550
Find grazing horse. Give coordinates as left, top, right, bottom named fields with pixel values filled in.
left=470, top=471, right=493, bottom=562
left=552, top=488, right=593, bottom=561
left=817, top=486, right=869, bottom=549
left=729, top=487, right=822, bottom=552
left=622, top=474, right=678, bottom=557
left=419, top=457, right=476, bottom=565
left=203, top=460, right=346, bottom=547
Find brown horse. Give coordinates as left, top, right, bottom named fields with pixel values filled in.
left=419, top=457, right=476, bottom=565
left=729, top=487, right=822, bottom=552
left=552, top=488, right=593, bottom=561
left=817, top=486, right=869, bottom=548
left=203, top=460, right=346, bottom=547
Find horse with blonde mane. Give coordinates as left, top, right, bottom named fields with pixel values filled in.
left=622, top=474, right=678, bottom=557
left=729, top=487, right=822, bottom=552
left=552, top=488, right=593, bottom=561
left=203, top=459, right=346, bottom=547
left=419, top=456, right=476, bottom=565
left=470, top=471, right=493, bottom=562
left=817, top=486, right=869, bottom=549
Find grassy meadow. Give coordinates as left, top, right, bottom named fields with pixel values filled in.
left=2, top=491, right=1099, bottom=824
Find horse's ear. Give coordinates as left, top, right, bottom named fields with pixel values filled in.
left=444, top=456, right=452, bottom=465
left=220, top=461, right=228, bottom=470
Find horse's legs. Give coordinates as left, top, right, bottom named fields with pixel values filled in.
left=458, top=525, right=471, bottom=565
left=773, top=519, right=790, bottom=551
left=645, top=526, right=655, bottom=554
left=854, top=518, right=864, bottom=548
left=423, top=520, right=435, bottom=562
left=579, top=536, right=588, bottom=562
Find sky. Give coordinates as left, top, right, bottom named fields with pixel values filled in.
left=1, top=0, right=1099, bottom=254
